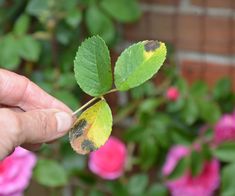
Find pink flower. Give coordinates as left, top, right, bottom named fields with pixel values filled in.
left=0, top=147, right=37, bottom=196
left=214, top=114, right=235, bottom=144
left=88, top=136, right=127, bottom=180
left=166, top=87, right=180, bottom=101
left=162, top=145, right=220, bottom=196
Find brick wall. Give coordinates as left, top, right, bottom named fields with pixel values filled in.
left=122, top=0, right=235, bottom=89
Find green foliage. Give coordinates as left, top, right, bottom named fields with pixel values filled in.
left=85, top=6, right=115, bottom=44
left=14, top=14, right=30, bottom=36
left=190, top=150, right=204, bottom=177
left=222, top=163, right=235, bottom=196
left=128, top=174, right=149, bottom=195
left=33, top=159, right=68, bottom=187
left=100, top=0, right=141, bottom=22
left=213, top=142, right=235, bottom=162
left=147, top=184, right=168, bottom=196
left=167, top=156, right=189, bottom=180
left=2, top=1, right=235, bottom=194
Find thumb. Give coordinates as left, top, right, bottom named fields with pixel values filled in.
left=0, top=108, right=73, bottom=159
left=18, top=109, right=73, bottom=144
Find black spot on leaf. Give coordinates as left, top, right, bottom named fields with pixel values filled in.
left=81, top=139, right=97, bottom=152
left=144, top=41, right=160, bottom=52
left=70, top=119, right=87, bottom=139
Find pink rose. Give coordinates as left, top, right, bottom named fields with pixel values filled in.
left=0, top=147, right=37, bottom=196
left=88, top=136, right=127, bottom=180
left=214, top=114, right=235, bottom=144
left=166, top=87, right=180, bottom=101
left=162, top=145, right=220, bottom=196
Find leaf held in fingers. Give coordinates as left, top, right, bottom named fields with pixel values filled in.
left=69, top=100, right=112, bottom=154
left=74, top=36, right=112, bottom=96
left=114, top=40, right=167, bottom=91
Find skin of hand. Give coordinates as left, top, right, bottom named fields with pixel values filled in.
left=0, top=69, right=74, bottom=160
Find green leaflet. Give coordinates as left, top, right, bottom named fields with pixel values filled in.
left=100, top=0, right=141, bottom=22
left=74, top=36, right=112, bottom=96
left=33, top=159, right=68, bottom=187
left=114, top=40, right=167, bottom=91
left=19, top=36, right=41, bottom=61
left=85, top=6, right=115, bottom=44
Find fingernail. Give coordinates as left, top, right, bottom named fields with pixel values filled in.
left=55, top=112, right=72, bottom=132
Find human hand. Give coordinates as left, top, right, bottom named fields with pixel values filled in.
left=0, top=69, right=74, bottom=160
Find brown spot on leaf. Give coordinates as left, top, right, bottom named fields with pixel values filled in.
left=69, top=119, right=87, bottom=140
left=81, top=139, right=97, bottom=152
left=144, top=41, right=160, bottom=52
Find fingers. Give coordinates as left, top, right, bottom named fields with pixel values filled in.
left=18, top=109, right=73, bottom=143
left=0, top=69, right=72, bottom=112
left=0, top=108, right=73, bottom=160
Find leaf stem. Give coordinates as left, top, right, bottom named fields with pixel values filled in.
left=105, top=88, right=118, bottom=95
left=72, top=88, right=118, bottom=116
left=72, top=97, right=100, bottom=116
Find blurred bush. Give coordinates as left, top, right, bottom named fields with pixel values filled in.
left=1, top=1, right=235, bottom=196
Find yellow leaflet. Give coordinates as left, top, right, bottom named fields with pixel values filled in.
left=69, top=100, right=112, bottom=155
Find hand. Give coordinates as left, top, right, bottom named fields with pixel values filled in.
left=0, top=69, right=73, bottom=160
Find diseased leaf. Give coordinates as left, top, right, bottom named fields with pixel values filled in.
left=74, top=36, right=112, bottom=96
left=114, top=40, right=166, bottom=91
left=69, top=100, right=112, bottom=154
left=100, top=0, right=141, bottom=22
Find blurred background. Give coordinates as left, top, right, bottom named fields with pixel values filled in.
left=0, top=0, right=235, bottom=196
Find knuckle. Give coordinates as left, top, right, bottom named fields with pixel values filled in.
left=0, top=108, right=22, bottom=146
left=36, top=111, right=53, bottom=139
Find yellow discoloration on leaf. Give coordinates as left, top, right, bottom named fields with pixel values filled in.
left=143, top=41, right=166, bottom=60
left=69, top=100, right=112, bottom=154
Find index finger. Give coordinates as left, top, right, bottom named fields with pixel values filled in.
left=0, top=69, right=72, bottom=112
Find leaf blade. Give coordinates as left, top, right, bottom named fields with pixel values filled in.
left=74, top=36, right=112, bottom=96
left=100, top=0, right=141, bottom=22
left=167, top=156, right=189, bottom=180
left=114, top=40, right=166, bottom=91
left=213, top=142, right=235, bottom=162
left=85, top=6, right=115, bottom=44
left=69, top=100, right=113, bottom=154
left=33, top=159, right=68, bottom=187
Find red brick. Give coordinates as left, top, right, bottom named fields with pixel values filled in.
left=204, top=63, right=231, bottom=87
left=191, top=0, right=233, bottom=8
left=180, top=60, right=204, bottom=84
left=150, top=0, right=180, bottom=5
left=123, top=12, right=150, bottom=40
left=149, top=13, right=175, bottom=42
left=180, top=60, right=234, bottom=88
left=204, top=17, right=232, bottom=55
left=176, top=15, right=203, bottom=51
left=175, top=15, right=233, bottom=55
